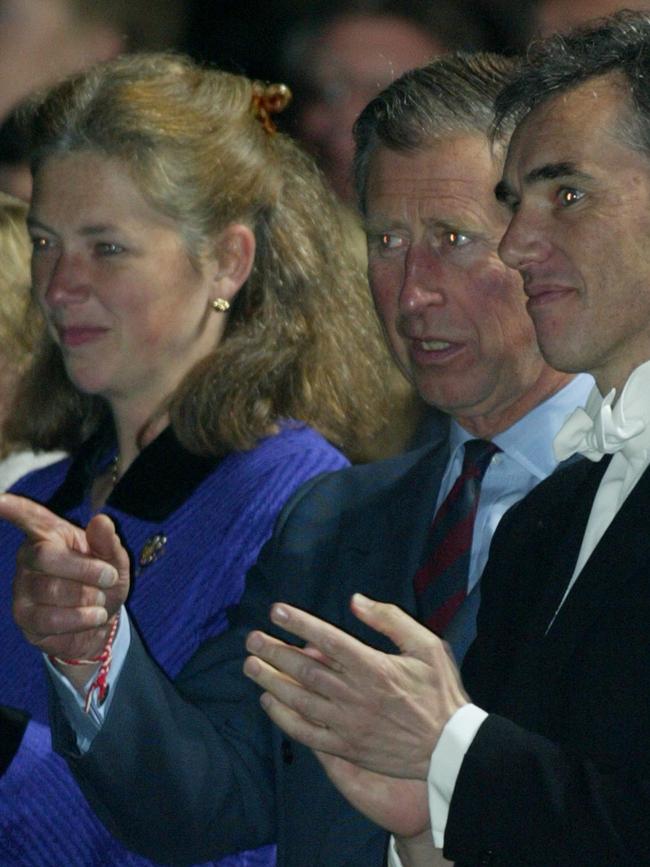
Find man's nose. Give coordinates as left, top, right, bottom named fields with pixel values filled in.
left=398, top=244, right=446, bottom=314
left=499, top=208, right=551, bottom=272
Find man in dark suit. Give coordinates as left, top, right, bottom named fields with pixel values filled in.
left=243, top=11, right=650, bottom=867
left=5, top=55, right=591, bottom=866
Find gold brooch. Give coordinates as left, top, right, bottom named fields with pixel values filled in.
left=139, top=533, right=167, bottom=567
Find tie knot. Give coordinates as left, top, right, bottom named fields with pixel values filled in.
left=462, top=439, right=499, bottom=480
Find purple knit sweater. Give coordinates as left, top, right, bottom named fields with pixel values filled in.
left=0, top=424, right=347, bottom=866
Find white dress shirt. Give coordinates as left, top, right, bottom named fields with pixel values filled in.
left=439, top=373, right=594, bottom=597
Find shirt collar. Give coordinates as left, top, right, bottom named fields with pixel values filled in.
left=554, top=359, right=650, bottom=464
left=48, top=426, right=223, bottom=521
left=449, top=372, right=595, bottom=481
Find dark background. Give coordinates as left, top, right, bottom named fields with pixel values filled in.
left=183, top=0, right=536, bottom=80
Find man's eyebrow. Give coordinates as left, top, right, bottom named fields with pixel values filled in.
left=524, top=161, right=592, bottom=184
left=363, top=217, right=407, bottom=233
left=494, top=161, right=593, bottom=205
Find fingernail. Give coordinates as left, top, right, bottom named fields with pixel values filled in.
left=243, top=657, right=258, bottom=678
left=94, top=608, right=108, bottom=626
left=246, top=632, right=263, bottom=653
left=352, top=593, right=372, bottom=609
left=272, top=604, right=288, bottom=622
left=98, top=566, right=116, bottom=588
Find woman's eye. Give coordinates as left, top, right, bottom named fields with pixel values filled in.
left=558, top=188, right=584, bottom=207
left=31, top=236, right=51, bottom=252
left=96, top=242, right=124, bottom=256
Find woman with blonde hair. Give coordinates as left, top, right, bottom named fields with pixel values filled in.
left=0, top=192, right=65, bottom=488
left=0, top=192, right=33, bottom=421
left=0, top=53, right=396, bottom=866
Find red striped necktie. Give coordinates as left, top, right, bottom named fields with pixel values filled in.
left=414, top=439, right=500, bottom=636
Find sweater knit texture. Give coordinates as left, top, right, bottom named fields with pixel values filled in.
left=0, top=423, right=347, bottom=866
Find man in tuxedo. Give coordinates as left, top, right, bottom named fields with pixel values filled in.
left=6, top=55, right=591, bottom=866
left=243, top=11, right=650, bottom=867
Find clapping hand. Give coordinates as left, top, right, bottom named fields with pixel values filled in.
left=244, top=593, right=469, bottom=836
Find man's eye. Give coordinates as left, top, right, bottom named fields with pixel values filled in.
left=370, top=232, right=406, bottom=254
left=558, top=188, right=584, bottom=206
left=379, top=232, right=404, bottom=250
left=445, top=230, right=471, bottom=248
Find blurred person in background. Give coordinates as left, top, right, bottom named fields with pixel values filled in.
left=0, top=51, right=397, bottom=866
left=282, top=0, right=491, bottom=204
left=0, top=0, right=187, bottom=199
left=0, top=191, right=65, bottom=488
left=0, top=193, right=35, bottom=418
left=533, top=0, right=650, bottom=35
left=0, top=118, right=33, bottom=201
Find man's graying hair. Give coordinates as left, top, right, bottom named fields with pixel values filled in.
left=353, top=52, right=519, bottom=213
left=494, top=10, right=650, bottom=154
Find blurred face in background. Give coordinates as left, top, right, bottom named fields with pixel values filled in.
left=534, top=0, right=650, bottom=35
left=297, top=13, right=441, bottom=203
left=0, top=0, right=120, bottom=117
left=0, top=0, right=123, bottom=203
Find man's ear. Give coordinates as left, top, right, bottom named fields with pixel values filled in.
left=210, top=224, right=256, bottom=304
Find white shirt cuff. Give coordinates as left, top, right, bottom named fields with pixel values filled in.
left=387, top=834, right=404, bottom=867
left=44, top=606, right=131, bottom=752
left=428, top=703, right=488, bottom=847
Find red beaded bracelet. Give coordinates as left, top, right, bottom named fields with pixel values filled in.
left=49, top=613, right=120, bottom=713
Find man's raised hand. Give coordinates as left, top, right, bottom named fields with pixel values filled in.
left=244, top=593, right=469, bottom=782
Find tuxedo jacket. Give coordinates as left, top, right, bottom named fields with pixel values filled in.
left=50, top=437, right=451, bottom=867
left=447, top=455, right=650, bottom=867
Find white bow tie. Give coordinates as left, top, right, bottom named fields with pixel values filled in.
left=554, top=361, right=650, bottom=463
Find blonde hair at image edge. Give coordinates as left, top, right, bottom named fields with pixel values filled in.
left=0, top=192, right=43, bottom=449
left=10, top=52, right=406, bottom=462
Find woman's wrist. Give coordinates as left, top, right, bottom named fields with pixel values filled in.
left=48, top=613, right=120, bottom=708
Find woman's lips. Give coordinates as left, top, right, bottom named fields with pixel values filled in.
left=57, top=326, right=108, bottom=347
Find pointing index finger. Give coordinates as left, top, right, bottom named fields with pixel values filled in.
left=0, top=493, right=75, bottom=542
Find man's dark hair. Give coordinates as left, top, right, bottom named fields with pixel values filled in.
left=353, top=51, right=519, bottom=213
left=494, top=10, right=650, bottom=153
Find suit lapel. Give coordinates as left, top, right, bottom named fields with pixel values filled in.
left=542, top=459, right=650, bottom=675
left=338, top=441, right=450, bottom=648
left=524, top=457, right=609, bottom=638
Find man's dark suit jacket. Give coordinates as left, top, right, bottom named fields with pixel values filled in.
left=446, top=455, right=650, bottom=866
left=50, top=437, right=451, bottom=867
